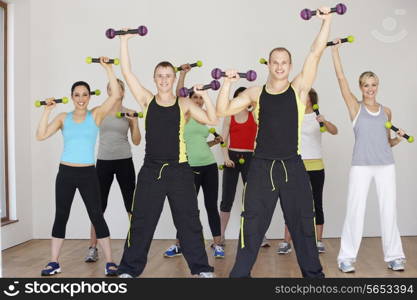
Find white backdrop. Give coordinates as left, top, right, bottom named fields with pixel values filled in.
left=5, top=0, right=417, bottom=246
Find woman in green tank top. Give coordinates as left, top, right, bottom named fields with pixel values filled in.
left=163, top=64, right=225, bottom=259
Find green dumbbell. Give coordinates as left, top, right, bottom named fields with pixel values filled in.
left=90, top=89, right=101, bottom=96
left=312, top=104, right=327, bottom=132
left=86, top=56, right=120, bottom=65
left=35, top=97, right=69, bottom=107
left=327, top=35, right=355, bottom=47
left=259, top=58, right=268, bottom=65
left=174, top=60, right=203, bottom=72
left=116, top=111, right=144, bottom=119
left=238, top=158, right=245, bottom=165
left=385, top=121, right=414, bottom=143
left=209, top=128, right=226, bottom=147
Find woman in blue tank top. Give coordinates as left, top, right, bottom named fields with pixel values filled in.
left=331, top=40, right=406, bottom=273
left=36, top=57, right=120, bottom=276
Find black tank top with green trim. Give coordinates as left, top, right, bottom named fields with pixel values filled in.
left=144, top=97, right=187, bottom=162
left=253, top=85, right=305, bottom=160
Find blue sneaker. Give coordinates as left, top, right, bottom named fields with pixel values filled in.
left=213, top=245, right=225, bottom=259
left=105, top=262, right=118, bottom=276
left=164, top=245, right=182, bottom=257
left=41, top=262, right=61, bottom=276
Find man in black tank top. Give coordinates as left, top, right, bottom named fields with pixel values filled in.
left=216, top=7, right=333, bottom=278
left=116, top=31, right=218, bottom=278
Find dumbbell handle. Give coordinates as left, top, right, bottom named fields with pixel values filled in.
left=210, top=129, right=225, bottom=146
left=312, top=107, right=326, bottom=130
left=90, top=58, right=117, bottom=64
left=388, top=124, right=413, bottom=141
left=118, top=112, right=143, bottom=118
left=310, top=5, right=343, bottom=16
left=177, top=62, right=201, bottom=71
left=327, top=36, right=353, bottom=46
left=218, top=71, right=249, bottom=78
left=40, top=99, right=65, bottom=105
left=115, top=29, right=140, bottom=35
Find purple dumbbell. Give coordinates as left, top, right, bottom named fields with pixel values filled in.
left=105, top=25, right=148, bottom=39
left=211, top=68, right=257, bottom=82
left=300, top=3, right=347, bottom=21
left=179, top=80, right=221, bottom=97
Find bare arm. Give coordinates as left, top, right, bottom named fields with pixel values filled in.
left=216, top=71, right=256, bottom=117
left=92, top=57, right=121, bottom=126
left=292, top=7, right=332, bottom=102
left=36, top=100, right=65, bottom=141
left=323, top=120, right=338, bottom=135
left=175, top=64, right=191, bottom=96
left=182, top=86, right=218, bottom=125
left=331, top=45, right=360, bottom=121
left=385, top=107, right=402, bottom=147
left=127, top=109, right=141, bottom=145
left=120, top=34, right=153, bottom=110
left=221, top=116, right=231, bottom=160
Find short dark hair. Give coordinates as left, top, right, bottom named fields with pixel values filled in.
left=153, top=61, right=176, bottom=76
left=71, top=81, right=91, bottom=95
left=308, top=88, right=318, bottom=105
left=233, top=87, right=247, bottom=98
left=268, top=47, right=292, bottom=64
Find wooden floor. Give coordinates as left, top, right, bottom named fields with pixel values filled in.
left=3, top=237, right=417, bottom=278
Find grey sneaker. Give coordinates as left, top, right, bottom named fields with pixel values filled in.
left=388, top=259, right=405, bottom=271
left=118, top=273, right=133, bottom=278
left=277, top=242, right=292, bottom=254
left=199, top=272, right=214, bottom=278
left=317, top=240, right=326, bottom=253
left=261, top=236, right=270, bottom=247
left=84, top=247, right=98, bottom=262
left=339, top=261, right=355, bottom=273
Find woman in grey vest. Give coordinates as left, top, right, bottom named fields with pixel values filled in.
left=331, top=40, right=406, bottom=273
left=85, top=79, right=141, bottom=262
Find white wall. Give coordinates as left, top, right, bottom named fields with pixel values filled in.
left=4, top=0, right=417, bottom=244
left=1, top=0, right=34, bottom=250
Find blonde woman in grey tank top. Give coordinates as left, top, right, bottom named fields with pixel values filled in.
left=331, top=39, right=407, bottom=273
left=85, top=79, right=141, bottom=263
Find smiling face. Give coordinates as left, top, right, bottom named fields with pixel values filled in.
left=153, top=62, right=176, bottom=93
left=268, top=48, right=292, bottom=81
left=359, top=72, right=379, bottom=99
left=71, top=85, right=90, bottom=109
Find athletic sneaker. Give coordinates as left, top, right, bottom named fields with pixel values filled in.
left=164, top=245, right=182, bottom=257
left=105, top=262, right=118, bottom=276
left=261, top=236, right=270, bottom=247
left=213, top=245, right=225, bottom=258
left=119, top=273, right=133, bottom=278
left=84, top=246, right=98, bottom=262
left=317, top=240, right=326, bottom=253
left=199, top=272, right=214, bottom=278
left=339, top=261, right=355, bottom=273
left=388, top=259, right=405, bottom=271
left=277, top=242, right=292, bottom=254
left=41, top=262, right=61, bottom=276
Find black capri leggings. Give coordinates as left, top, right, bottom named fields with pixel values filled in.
left=176, top=163, right=220, bottom=238
left=220, top=150, right=253, bottom=212
left=96, top=157, right=136, bottom=213
left=52, top=164, right=110, bottom=239
left=307, top=169, right=325, bottom=225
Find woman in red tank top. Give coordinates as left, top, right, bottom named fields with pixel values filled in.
left=219, top=87, right=269, bottom=247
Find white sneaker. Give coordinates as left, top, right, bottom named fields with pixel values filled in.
left=199, top=272, right=215, bottom=278
left=339, top=261, right=355, bottom=273
left=388, top=259, right=405, bottom=271
left=118, top=273, right=133, bottom=278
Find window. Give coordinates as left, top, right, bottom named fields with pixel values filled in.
left=0, top=0, right=9, bottom=224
